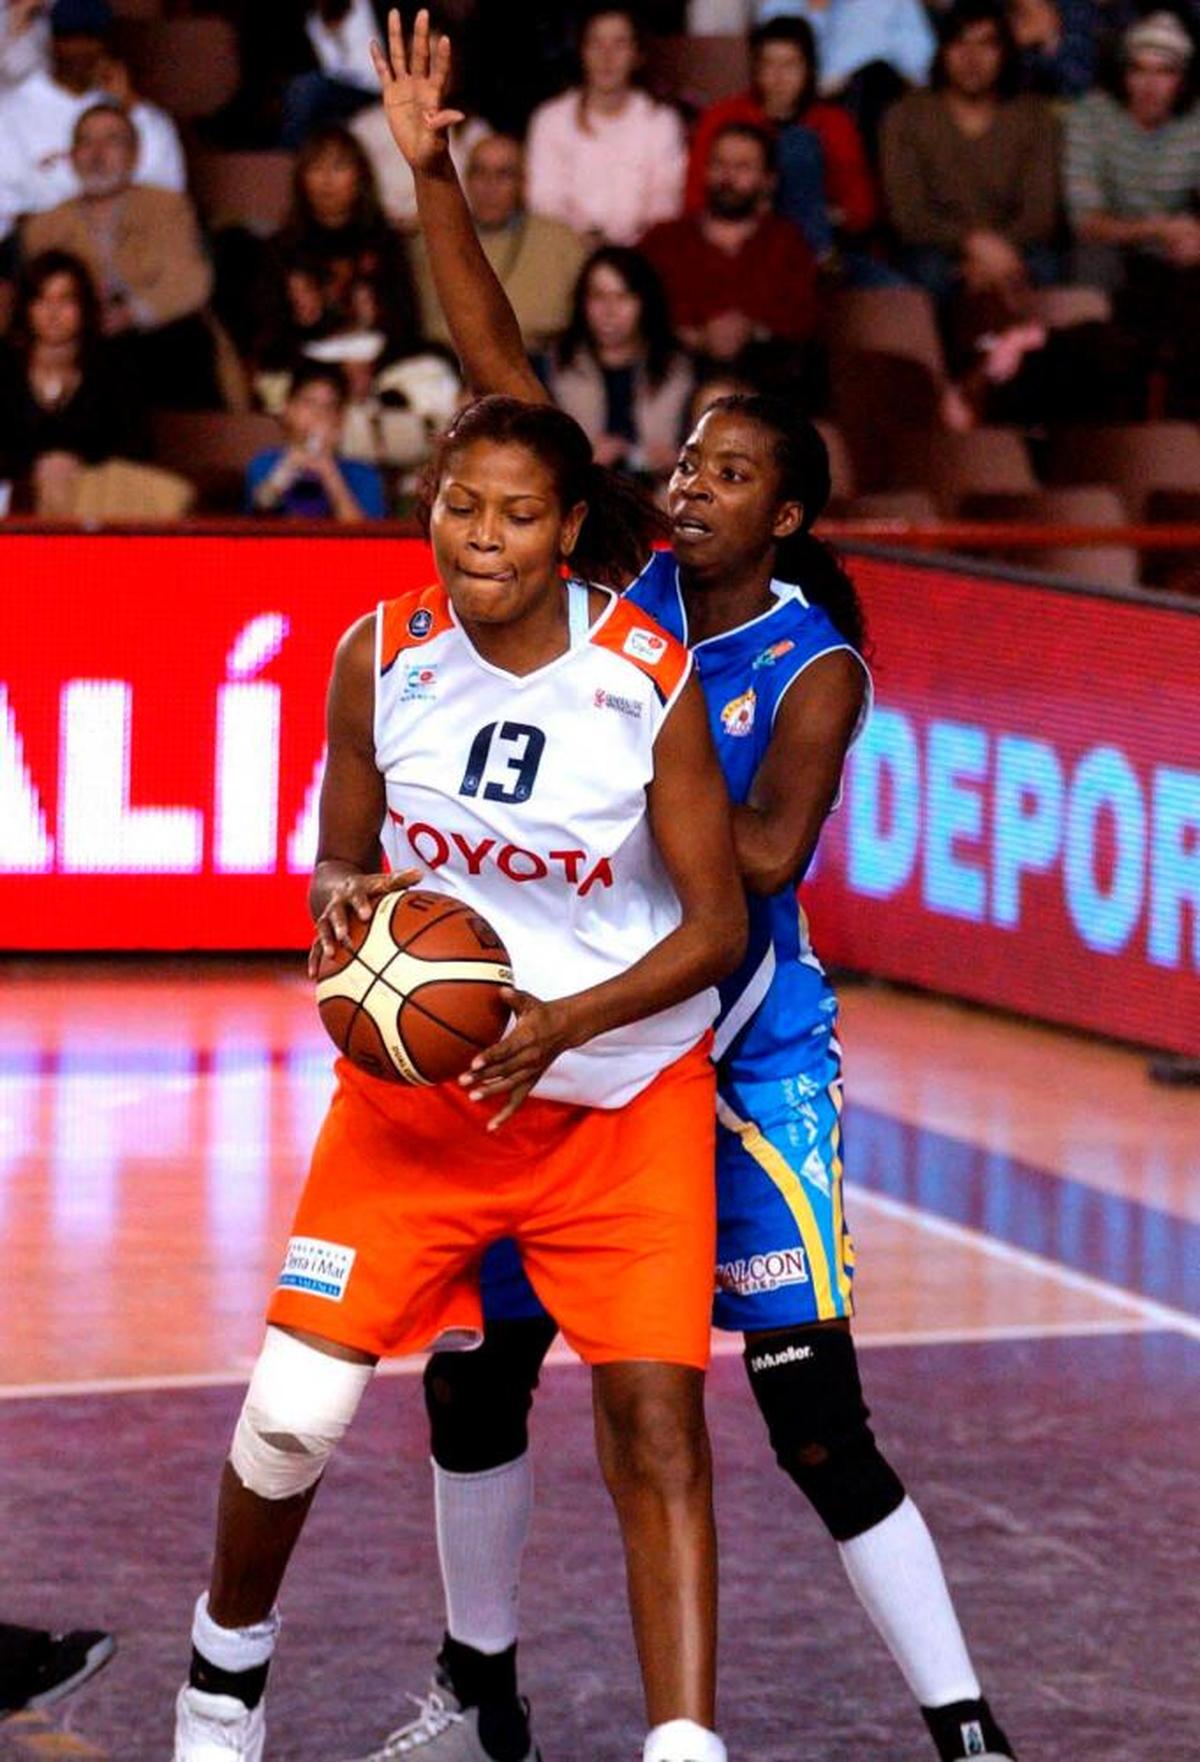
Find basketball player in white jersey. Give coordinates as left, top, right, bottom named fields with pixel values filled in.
left=172, top=395, right=747, bottom=1762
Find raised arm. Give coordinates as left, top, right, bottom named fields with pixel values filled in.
left=371, top=8, right=547, bottom=403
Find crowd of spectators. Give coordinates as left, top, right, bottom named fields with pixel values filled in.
left=0, top=0, right=1195, bottom=567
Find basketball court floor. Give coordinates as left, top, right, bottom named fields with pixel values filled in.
left=1, top=963, right=1196, bottom=1760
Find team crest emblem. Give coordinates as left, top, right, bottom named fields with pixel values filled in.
left=753, top=639, right=796, bottom=669
left=721, top=688, right=756, bottom=737
left=407, top=607, right=434, bottom=638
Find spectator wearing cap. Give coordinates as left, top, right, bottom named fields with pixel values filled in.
left=0, top=0, right=184, bottom=249
left=412, top=132, right=589, bottom=358
left=880, top=0, right=1060, bottom=308
left=1065, top=8, right=1200, bottom=411
left=525, top=6, right=687, bottom=245
left=22, top=101, right=218, bottom=408
left=639, top=121, right=820, bottom=373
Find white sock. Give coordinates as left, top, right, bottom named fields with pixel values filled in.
left=191, top=1592, right=280, bottom=1673
left=643, top=1719, right=726, bottom=1762
left=434, top=1451, right=533, bottom=1654
left=838, top=1496, right=981, bottom=1708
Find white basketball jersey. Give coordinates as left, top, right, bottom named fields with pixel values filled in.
left=373, top=579, right=716, bottom=1108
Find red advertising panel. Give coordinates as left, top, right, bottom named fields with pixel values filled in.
left=804, top=552, right=1199, bottom=1055
left=0, top=532, right=430, bottom=953
left=1, top=534, right=1196, bottom=1053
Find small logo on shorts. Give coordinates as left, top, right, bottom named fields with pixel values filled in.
left=407, top=606, right=434, bottom=639
left=961, top=1722, right=986, bottom=1756
left=278, top=1236, right=356, bottom=1301
left=717, top=1246, right=809, bottom=1298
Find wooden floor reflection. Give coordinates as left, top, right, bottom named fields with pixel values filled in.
left=1, top=961, right=1195, bottom=1393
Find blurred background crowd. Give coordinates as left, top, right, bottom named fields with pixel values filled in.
left=0, top=0, right=1197, bottom=590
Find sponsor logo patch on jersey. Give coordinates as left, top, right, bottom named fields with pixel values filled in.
left=717, top=1247, right=809, bottom=1297
left=400, top=663, right=438, bottom=702
left=407, top=606, right=434, bottom=639
left=623, top=626, right=668, bottom=664
left=720, top=688, right=757, bottom=738
left=753, top=638, right=796, bottom=670
left=594, top=686, right=643, bottom=719
left=278, top=1236, right=356, bottom=1301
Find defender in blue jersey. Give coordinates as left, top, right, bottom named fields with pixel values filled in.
left=348, top=25, right=1018, bottom=1762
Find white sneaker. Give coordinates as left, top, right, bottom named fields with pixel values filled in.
left=345, top=1681, right=539, bottom=1760
left=174, top=1684, right=265, bottom=1761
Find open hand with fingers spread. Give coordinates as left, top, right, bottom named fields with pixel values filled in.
left=370, top=6, right=465, bottom=173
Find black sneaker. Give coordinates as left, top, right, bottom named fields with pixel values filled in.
left=0, top=1627, right=116, bottom=1717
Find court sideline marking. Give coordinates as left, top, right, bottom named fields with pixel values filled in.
left=0, top=1317, right=1168, bottom=1404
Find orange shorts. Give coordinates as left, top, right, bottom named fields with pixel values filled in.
left=267, top=1041, right=717, bottom=1368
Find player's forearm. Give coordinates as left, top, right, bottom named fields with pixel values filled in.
left=558, top=909, right=747, bottom=1049
left=733, top=801, right=825, bottom=896
left=414, top=160, right=545, bottom=401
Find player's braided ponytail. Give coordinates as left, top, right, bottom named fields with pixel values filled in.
left=709, top=393, right=867, bottom=653
left=420, top=395, right=666, bottom=589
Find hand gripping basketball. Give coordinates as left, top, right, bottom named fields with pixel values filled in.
left=308, top=868, right=422, bottom=978
left=462, top=988, right=580, bottom=1131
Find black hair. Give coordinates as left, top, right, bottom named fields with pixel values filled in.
left=708, top=118, right=777, bottom=174
left=933, top=0, right=1020, bottom=98
left=10, top=248, right=102, bottom=363
left=289, top=359, right=348, bottom=402
left=707, top=393, right=866, bottom=652
left=289, top=123, right=385, bottom=235
left=556, top=245, right=679, bottom=388
left=577, top=3, right=645, bottom=52
left=748, top=15, right=819, bottom=117
left=419, top=394, right=668, bottom=589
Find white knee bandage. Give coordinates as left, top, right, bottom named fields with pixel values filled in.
left=229, top=1326, right=374, bottom=1501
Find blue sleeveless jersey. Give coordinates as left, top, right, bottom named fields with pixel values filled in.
left=627, top=549, right=871, bottom=1083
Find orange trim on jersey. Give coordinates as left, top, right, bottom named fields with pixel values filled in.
left=590, top=597, right=691, bottom=705
left=379, top=583, right=454, bottom=675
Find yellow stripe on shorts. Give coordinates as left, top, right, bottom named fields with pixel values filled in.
left=717, top=1094, right=836, bottom=1318
left=827, top=1079, right=855, bottom=1312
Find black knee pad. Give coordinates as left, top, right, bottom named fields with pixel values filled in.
left=744, top=1325, right=905, bottom=1542
left=424, top=1317, right=557, bottom=1474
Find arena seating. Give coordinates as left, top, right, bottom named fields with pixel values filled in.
left=190, top=150, right=296, bottom=237
left=112, top=16, right=240, bottom=120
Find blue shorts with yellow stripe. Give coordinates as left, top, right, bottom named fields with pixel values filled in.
left=479, top=1058, right=854, bottom=1335
left=712, top=1063, right=854, bottom=1330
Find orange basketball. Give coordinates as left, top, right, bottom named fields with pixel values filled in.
left=314, top=889, right=514, bottom=1085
